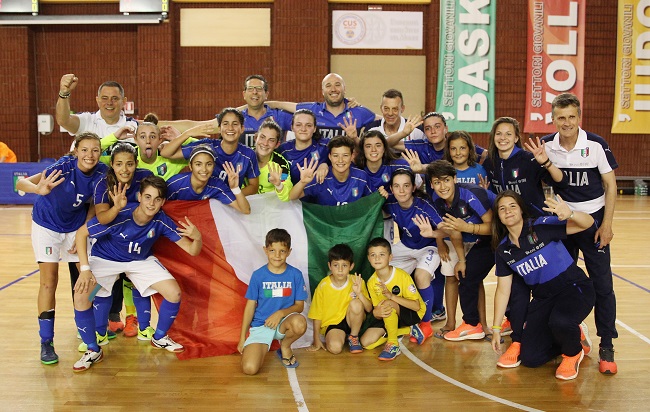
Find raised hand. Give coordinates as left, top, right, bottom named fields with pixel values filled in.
left=403, top=114, right=423, bottom=135
left=298, top=157, right=319, bottom=184
left=542, top=194, right=572, bottom=220
left=268, top=161, right=282, bottom=187
left=108, top=182, right=128, bottom=210
left=351, top=273, right=363, bottom=297
left=160, top=125, right=180, bottom=142
left=402, top=149, right=424, bottom=173
left=523, top=136, right=549, bottom=165
left=478, top=174, right=490, bottom=190
left=223, top=161, right=241, bottom=190
left=338, top=115, right=358, bottom=139
left=35, top=169, right=65, bottom=196
left=412, top=214, right=436, bottom=238
left=114, top=125, right=136, bottom=141
left=60, top=73, right=78, bottom=95
left=177, top=216, right=202, bottom=241
left=185, top=123, right=215, bottom=139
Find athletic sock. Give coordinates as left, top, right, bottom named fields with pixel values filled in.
left=93, top=295, right=112, bottom=336
left=154, top=299, right=181, bottom=340
left=123, top=280, right=136, bottom=317
left=431, top=268, right=445, bottom=311
left=418, top=285, right=434, bottom=322
left=75, top=308, right=99, bottom=352
left=38, top=310, right=55, bottom=343
left=132, top=288, right=151, bottom=329
left=384, top=309, right=399, bottom=345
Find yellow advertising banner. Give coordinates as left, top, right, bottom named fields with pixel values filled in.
left=612, top=0, right=650, bottom=133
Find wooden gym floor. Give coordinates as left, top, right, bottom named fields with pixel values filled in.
left=0, top=196, right=648, bottom=411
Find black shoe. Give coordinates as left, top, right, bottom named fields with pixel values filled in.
left=40, top=341, right=59, bottom=365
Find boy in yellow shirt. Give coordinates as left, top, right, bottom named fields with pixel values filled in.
left=362, top=237, right=426, bottom=361
left=308, top=244, right=372, bottom=354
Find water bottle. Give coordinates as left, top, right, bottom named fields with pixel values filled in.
left=641, top=181, right=648, bottom=196
left=634, top=179, right=643, bottom=196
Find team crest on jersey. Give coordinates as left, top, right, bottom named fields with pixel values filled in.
left=381, top=173, right=390, bottom=183
left=310, top=152, right=320, bottom=162
left=45, top=246, right=52, bottom=256
left=236, top=162, right=243, bottom=173
left=352, top=187, right=359, bottom=197
left=391, top=285, right=401, bottom=295
left=157, top=163, right=168, bottom=177
left=580, top=148, right=590, bottom=158
left=458, top=205, right=467, bottom=216
left=527, top=231, right=539, bottom=245
left=147, top=229, right=155, bottom=238
left=408, top=284, right=417, bottom=294
left=512, top=169, right=519, bottom=179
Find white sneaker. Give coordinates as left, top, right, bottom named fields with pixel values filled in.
left=73, top=349, right=103, bottom=372
left=151, top=335, right=184, bottom=353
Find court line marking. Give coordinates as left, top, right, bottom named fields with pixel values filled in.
left=616, top=319, right=650, bottom=345
left=286, top=368, right=309, bottom=412
left=400, top=344, right=543, bottom=412
left=0, top=269, right=39, bottom=292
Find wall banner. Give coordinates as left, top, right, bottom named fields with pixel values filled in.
left=332, top=11, right=423, bottom=50
left=523, top=0, right=585, bottom=134
left=435, top=0, right=496, bottom=133
left=612, top=0, right=650, bottom=134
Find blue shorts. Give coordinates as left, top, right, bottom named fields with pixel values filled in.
left=243, top=312, right=298, bottom=349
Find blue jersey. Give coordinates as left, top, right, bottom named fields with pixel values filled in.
left=430, top=183, right=495, bottom=243
left=364, top=158, right=411, bottom=192
left=241, top=105, right=293, bottom=148
left=93, top=168, right=153, bottom=206
left=541, top=128, right=618, bottom=214
left=404, top=140, right=444, bottom=164
left=87, top=204, right=182, bottom=262
left=181, top=139, right=260, bottom=185
left=483, top=146, right=566, bottom=217
left=32, top=156, right=108, bottom=233
left=455, top=164, right=487, bottom=186
left=495, top=216, right=588, bottom=297
left=166, top=172, right=236, bottom=203
left=296, top=100, right=376, bottom=140
left=384, top=195, right=443, bottom=249
left=302, top=167, right=372, bottom=206
left=245, top=264, right=308, bottom=328
left=278, top=138, right=330, bottom=184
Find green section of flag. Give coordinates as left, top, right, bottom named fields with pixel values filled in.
left=436, top=0, right=496, bottom=132
left=302, top=192, right=385, bottom=295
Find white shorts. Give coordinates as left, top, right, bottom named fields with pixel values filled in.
left=89, top=255, right=175, bottom=298
left=390, top=241, right=440, bottom=277
left=31, top=221, right=79, bottom=263
left=440, top=239, right=476, bottom=277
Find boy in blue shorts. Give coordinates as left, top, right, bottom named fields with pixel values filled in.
left=238, top=228, right=308, bottom=375
left=307, top=244, right=372, bottom=354
left=362, top=237, right=426, bottom=361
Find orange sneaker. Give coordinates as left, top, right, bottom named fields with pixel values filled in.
left=598, top=347, right=618, bottom=375
left=497, top=341, right=521, bottom=368
left=579, top=322, right=592, bottom=356
left=501, top=318, right=512, bottom=336
left=108, top=313, right=124, bottom=334
left=444, top=322, right=485, bottom=341
left=556, top=350, right=584, bottom=380
left=123, top=315, right=139, bottom=338
left=410, top=321, right=433, bottom=343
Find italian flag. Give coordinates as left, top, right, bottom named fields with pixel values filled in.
left=154, top=192, right=384, bottom=359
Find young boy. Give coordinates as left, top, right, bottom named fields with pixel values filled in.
left=307, top=244, right=372, bottom=354
left=237, top=228, right=308, bottom=375
left=289, top=135, right=371, bottom=206
left=72, top=176, right=203, bottom=372
left=361, top=237, right=426, bottom=361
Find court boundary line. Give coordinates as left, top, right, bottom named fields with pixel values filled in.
left=0, top=269, right=38, bottom=292
left=400, top=344, right=544, bottom=412
left=286, top=368, right=309, bottom=412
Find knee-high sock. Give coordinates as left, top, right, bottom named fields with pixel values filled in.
left=38, top=310, right=55, bottom=343
left=123, top=279, right=136, bottom=317
left=154, top=299, right=181, bottom=340
left=384, top=310, right=399, bottom=345
left=132, top=288, right=151, bottom=329
left=110, top=276, right=124, bottom=316
left=75, top=308, right=99, bottom=352
left=93, top=295, right=112, bottom=336
left=432, top=268, right=445, bottom=311
left=419, top=285, right=434, bottom=322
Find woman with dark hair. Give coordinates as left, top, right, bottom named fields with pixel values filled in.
left=443, top=130, right=487, bottom=186
left=491, top=190, right=595, bottom=381
left=354, top=130, right=412, bottom=192
left=277, top=109, right=330, bottom=184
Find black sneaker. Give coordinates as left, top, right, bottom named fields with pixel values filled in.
left=40, top=341, right=59, bottom=365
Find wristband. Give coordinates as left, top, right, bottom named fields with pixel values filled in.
left=80, top=265, right=91, bottom=272
left=541, top=159, right=552, bottom=168
left=59, top=91, right=71, bottom=99
left=231, top=187, right=242, bottom=195
left=567, top=211, right=574, bottom=221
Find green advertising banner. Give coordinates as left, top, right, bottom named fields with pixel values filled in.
left=436, top=0, right=496, bottom=132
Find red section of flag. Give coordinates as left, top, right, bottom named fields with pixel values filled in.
left=153, top=200, right=248, bottom=360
